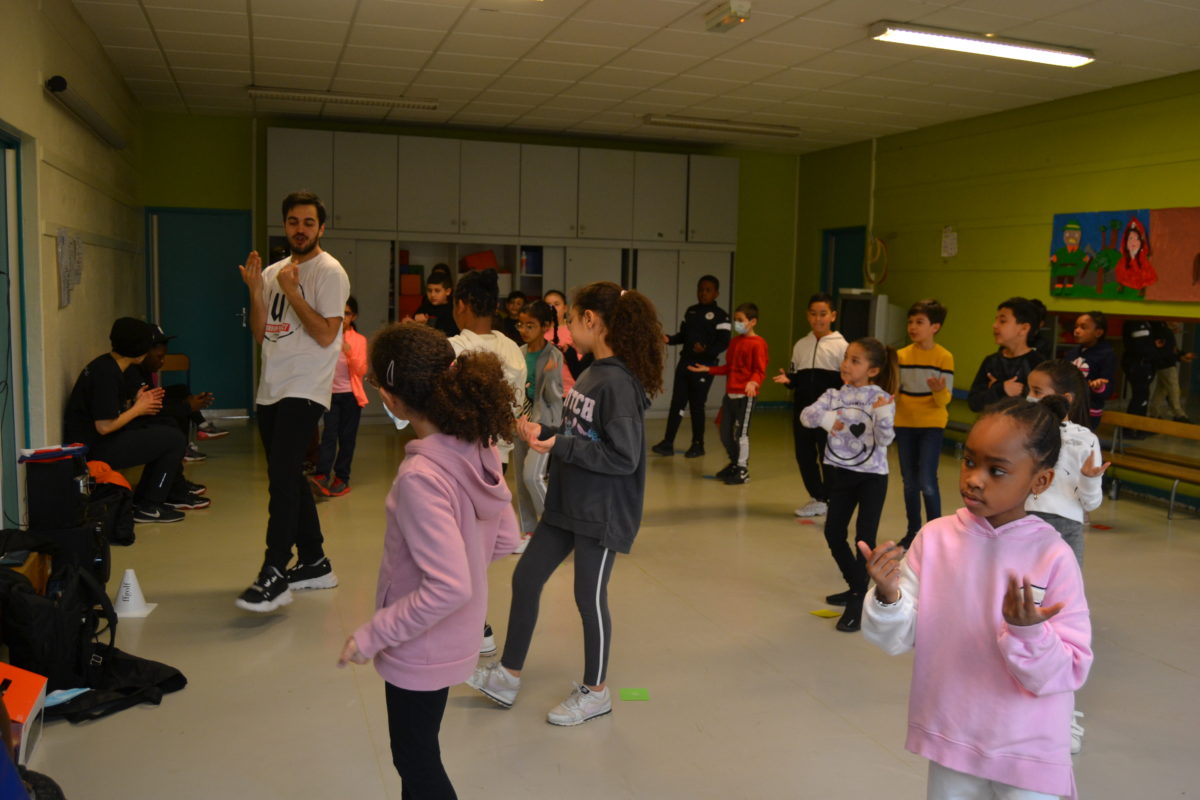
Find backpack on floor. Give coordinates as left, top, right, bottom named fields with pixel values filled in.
left=44, top=644, right=187, bottom=723
left=0, top=562, right=116, bottom=691
left=85, top=482, right=135, bottom=547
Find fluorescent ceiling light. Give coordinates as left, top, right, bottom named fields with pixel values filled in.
left=870, top=21, right=1094, bottom=68
left=247, top=86, right=438, bottom=110
left=642, top=114, right=799, bottom=138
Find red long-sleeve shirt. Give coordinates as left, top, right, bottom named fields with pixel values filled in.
left=708, top=334, right=768, bottom=395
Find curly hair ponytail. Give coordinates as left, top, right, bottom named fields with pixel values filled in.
left=369, top=322, right=515, bottom=445
left=572, top=282, right=664, bottom=397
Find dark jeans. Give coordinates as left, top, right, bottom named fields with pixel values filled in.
left=316, top=392, right=362, bottom=482
left=501, top=522, right=616, bottom=687
left=793, top=407, right=830, bottom=502
left=662, top=360, right=715, bottom=446
left=895, top=427, right=943, bottom=543
left=257, top=398, right=325, bottom=571
left=89, top=424, right=186, bottom=505
left=384, top=683, right=457, bottom=800
left=824, top=467, right=888, bottom=594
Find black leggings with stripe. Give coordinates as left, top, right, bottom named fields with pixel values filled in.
left=500, top=522, right=616, bottom=687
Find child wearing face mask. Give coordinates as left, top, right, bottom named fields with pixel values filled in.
left=800, top=337, right=898, bottom=633
left=687, top=302, right=768, bottom=485
left=338, top=322, right=520, bottom=799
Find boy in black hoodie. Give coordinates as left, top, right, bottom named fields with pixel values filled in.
left=967, top=297, right=1043, bottom=412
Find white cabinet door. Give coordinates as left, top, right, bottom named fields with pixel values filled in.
left=687, top=155, right=739, bottom=244
left=520, top=145, right=578, bottom=238
left=635, top=249, right=679, bottom=413
left=397, top=136, right=460, bottom=234
left=332, top=132, right=397, bottom=231
left=565, top=247, right=622, bottom=291
left=578, top=148, right=633, bottom=240
left=633, top=152, right=687, bottom=243
left=460, top=141, right=520, bottom=235
left=267, top=128, right=334, bottom=227
left=679, top=250, right=734, bottom=407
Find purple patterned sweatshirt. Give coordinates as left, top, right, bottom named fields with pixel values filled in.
left=800, top=383, right=895, bottom=474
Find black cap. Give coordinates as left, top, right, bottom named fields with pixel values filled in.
left=109, top=317, right=154, bottom=358
left=148, top=324, right=175, bottom=346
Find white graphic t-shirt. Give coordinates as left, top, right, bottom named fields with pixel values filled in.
left=256, top=250, right=350, bottom=409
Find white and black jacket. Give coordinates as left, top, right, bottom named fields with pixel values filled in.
left=785, top=331, right=848, bottom=407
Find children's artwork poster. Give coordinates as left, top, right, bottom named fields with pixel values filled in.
left=1048, top=207, right=1200, bottom=302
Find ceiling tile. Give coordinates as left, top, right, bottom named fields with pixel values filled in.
left=572, top=0, right=693, bottom=27
left=249, top=0, right=356, bottom=23
left=254, top=38, right=346, bottom=60
left=686, top=59, right=784, bottom=82
left=547, top=19, right=657, bottom=48
left=758, top=18, right=867, bottom=49
left=336, top=63, right=420, bottom=85
left=329, top=77, right=421, bottom=95
left=475, top=89, right=552, bottom=106
left=321, top=102, right=391, bottom=119
left=667, top=9, right=795, bottom=38
left=524, top=40, right=623, bottom=65
left=252, top=72, right=332, bottom=90
left=249, top=15, right=350, bottom=44
left=451, top=9, right=564, bottom=38
left=254, top=56, right=339, bottom=77
left=176, top=82, right=251, bottom=98
left=718, top=40, right=827, bottom=67
left=146, top=7, right=246, bottom=35
left=634, top=88, right=710, bottom=109
left=654, top=73, right=742, bottom=94
left=119, top=63, right=174, bottom=82
left=173, top=67, right=252, bottom=86
left=557, top=82, right=644, bottom=101
left=88, top=26, right=160, bottom=49
left=686, top=95, right=773, bottom=113
left=143, top=0, right=246, bottom=11
left=190, top=99, right=255, bottom=112
left=104, top=45, right=168, bottom=68
left=804, top=0, right=952, bottom=26
left=504, top=59, right=598, bottom=80
left=440, top=32, right=538, bottom=58
left=74, top=2, right=150, bottom=31
left=346, top=23, right=440, bottom=49
left=606, top=49, right=706, bottom=73
left=409, top=69, right=494, bottom=89
left=166, top=50, right=249, bottom=70
left=400, top=83, right=479, bottom=102
left=910, top=5, right=1029, bottom=33
left=588, top=66, right=673, bottom=88
left=538, top=95, right=613, bottom=111
left=356, top=0, right=467, bottom=30
left=956, top=0, right=1094, bottom=18
left=635, top=29, right=740, bottom=58
left=423, top=52, right=516, bottom=74
left=730, top=83, right=801, bottom=101
left=157, top=31, right=249, bottom=55
left=757, top=67, right=857, bottom=91
left=793, top=50, right=906, bottom=75
left=488, top=75, right=574, bottom=93
left=340, top=44, right=432, bottom=68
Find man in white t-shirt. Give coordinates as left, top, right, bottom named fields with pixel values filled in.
left=235, top=191, right=350, bottom=613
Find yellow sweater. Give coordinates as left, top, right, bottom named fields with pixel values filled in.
left=895, top=343, right=954, bottom=428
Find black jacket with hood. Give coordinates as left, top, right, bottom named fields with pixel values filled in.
left=538, top=357, right=650, bottom=554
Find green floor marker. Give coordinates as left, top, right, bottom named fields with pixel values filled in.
left=619, top=688, right=649, bottom=701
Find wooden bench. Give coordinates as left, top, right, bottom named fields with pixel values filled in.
left=1102, top=410, right=1200, bottom=519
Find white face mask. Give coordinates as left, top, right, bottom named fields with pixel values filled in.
left=383, top=400, right=410, bottom=430
left=1026, top=394, right=1040, bottom=403
left=733, top=320, right=748, bottom=335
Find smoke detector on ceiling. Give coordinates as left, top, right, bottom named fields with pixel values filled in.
left=704, top=0, right=750, bottom=33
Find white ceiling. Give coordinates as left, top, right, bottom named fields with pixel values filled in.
left=74, top=0, right=1200, bottom=152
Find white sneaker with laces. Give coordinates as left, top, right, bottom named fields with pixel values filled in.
left=1070, top=711, right=1085, bottom=754
left=794, top=500, right=828, bottom=518
left=466, top=662, right=521, bottom=708
left=547, top=683, right=612, bottom=726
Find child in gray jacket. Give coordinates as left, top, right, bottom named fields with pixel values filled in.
left=512, top=300, right=564, bottom=552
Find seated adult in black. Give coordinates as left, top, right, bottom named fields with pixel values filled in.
left=63, top=318, right=189, bottom=524
left=122, top=324, right=213, bottom=506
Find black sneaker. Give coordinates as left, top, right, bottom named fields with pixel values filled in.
left=715, top=463, right=736, bottom=480
left=183, top=443, right=208, bottom=462
left=184, top=479, right=207, bottom=495
left=824, top=589, right=856, bottom=606
left=684, top=442, right=705, bottom=458
left=285, top=557, right=338, bottom=590
left=835, top=595, right=864, bottom=632
left=235, top=567, right=292, bottom=612
left=165, top=492, right=211, bottom=510
left=724, top=466, right=749, bottom=485
left=651, top=441, right=674, bottom=457
left=133, top=503, right=185, bottom=524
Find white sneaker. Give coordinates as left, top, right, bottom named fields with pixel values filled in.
left=547, top=683, right=612, bottom=726
left=513, top=532, right=531, bottom=555
left=1070, top=711, right=1085, bottom=754
left=466, top=662, right=521, bottom=708
left=794, top=500, right=828, bottom=517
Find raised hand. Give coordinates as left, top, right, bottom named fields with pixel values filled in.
left=1001, top=573, right=1064, bottom=627
left=857, top=540, right=904, bottom=603
left=238, top=250, right=263, bottom=291
left=277, top=262, right=301, bottom=295
left=1080, top=451, right=1110, bottom=478
left=772, top=368, right=791, bottom=385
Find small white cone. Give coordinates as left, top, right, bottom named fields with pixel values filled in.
left=114, top=568, right=157, bottom=618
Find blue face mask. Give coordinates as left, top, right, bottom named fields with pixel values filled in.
left=383, top=401, right=410, bottom=430
left=733, top=320, right=748, bottom=335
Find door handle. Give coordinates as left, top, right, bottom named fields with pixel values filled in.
left=236, top=307, right=247, bottom=328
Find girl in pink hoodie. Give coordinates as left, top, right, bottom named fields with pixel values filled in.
left=860, top=397, right=1093, bottom=800
left=337, top=322, right=521, bottom=799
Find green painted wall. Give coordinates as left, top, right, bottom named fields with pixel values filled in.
left=139, top=113, right=253, bottom=209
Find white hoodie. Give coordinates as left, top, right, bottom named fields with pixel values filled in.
left=1025, top=420, right=1103, bottom=523
left=449, top=329, right=526, bottom=462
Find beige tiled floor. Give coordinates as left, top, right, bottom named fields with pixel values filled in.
left=35, top=411, right=1200, bottom=799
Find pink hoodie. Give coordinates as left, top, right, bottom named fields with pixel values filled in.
left=353, top=433, right=520, bottom=691
left=863, top=508, right=1092, bottom=799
